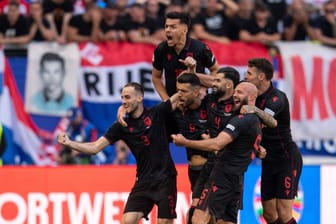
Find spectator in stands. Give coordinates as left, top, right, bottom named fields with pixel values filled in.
left=124, top=3, right=165, bottom=45
left=229, top=0, right=254, bottom=40
left=282, top=0, right=316, bottom=41
left=185, top=0, right=202, bottom=20
left=313, top=0, right=336, bottom=47
left=0, top=1, right=30, bottom=46
left=192, top=0, right=239, bottom=43
left=263, top=0, right=287, bottom=31
left=43, top=0, right=74, bottom=44
left=66, top=1, right=102, bottom=42
left=0, top=0, right=29, bottom=15
left=27, top=1, right=55, bottom=42
left=144, top=0, right=166, bottom=27
left=99, top=2, right=127, bottom=42
left=31, top=52, right=74, bottom=113
left=183, top=0, right=202, bottom=38
left=58, top=106, right=104, bottom=165
left=165, top=0, right=184, bottom=14
left=114, top=0, right=130, bottom=19
left=239, top=0, right=281, bottom=45
left=113, top=140, right=136, bottom=164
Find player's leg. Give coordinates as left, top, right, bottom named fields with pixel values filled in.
left=156, top=176, right=177, bottom=224
left=262, top=199, right=279, bottom=223
left=277, top=199, right=297, bottom=224
left=261, top=161, right=280, bottom=223
left=192, top=208, right=211, bottom=224
left=277, top=149, right=302, bottom=224
left=122, top=211, right=144, bottom=224
left=157, top=218, right=174, bottom=224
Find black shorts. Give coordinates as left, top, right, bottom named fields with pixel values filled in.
left=192, top=160, right=215, bottom=199
left=261, top=145, right=303, bottom=201
left=196, top=172, right=242, bottom=223
left=124, top=176, right=177, bottom=220
left=188, top=165, right=204, bottom=192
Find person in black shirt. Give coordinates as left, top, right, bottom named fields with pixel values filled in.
left=282, top=0, right=316, bottom=41
left=0, top=1, right=30, bottom=46
left=152, top=11, right=219, bottom=100
left=172, top=81, right=264, bottom=224
left=58, top=82, right=179, bottom=224
left=27, top=1, right=55, bottom=42
left=188, top=67, right=240, bottom=224
left=124, top=3, right=165, bottom=45
left=239, top=0, right=281, bottom=44
left=99, top=2, right=127, bottom=42
left=152, top=11, right=219, bottom=142
left=175, top=73, right=208, bottom=189
left=43, top=0, right=73, bottom=44
left=67, top=2, right=101, bottom=43
left=244, top=58, right=303, bottom=224
left=313, top=0, right=336, bottom=47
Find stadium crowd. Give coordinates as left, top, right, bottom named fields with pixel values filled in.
left=0, top=0, right=335, bottom=47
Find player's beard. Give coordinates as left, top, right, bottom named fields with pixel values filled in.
left=213, top=88, right=226, bottom=98
left=127, top=103, right=139, bottom=117
left=234, top=97, right=248, bottom=112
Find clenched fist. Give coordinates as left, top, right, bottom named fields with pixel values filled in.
left=58, top=132, right=70, bottom=146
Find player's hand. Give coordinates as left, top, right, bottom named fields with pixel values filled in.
left=179, top=56, right=196, bottom=73
left=240, top=105, right=256, bottom=114
left=117, top=106, right=128, bottom=127
left=201, top=133, right=210, bottom=139
left=58, top=132, right=70, bottom=146
left=257, top=145, right=267, bottom=159
left=171, top=134, right=187, bottom=146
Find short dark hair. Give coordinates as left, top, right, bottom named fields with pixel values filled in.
left=124, top=82, right=144, bottom=96
left=40, top=52, right=65, bottom=72
left=165, top=11, right=190, bottom=26
left=248, top=58, right=274, bottom=80
left=217, top=67, right=240, bottom=87
left=177, top=72, right=201, bottom=87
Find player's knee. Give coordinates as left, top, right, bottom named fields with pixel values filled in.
left=262, top=210, right=278, bottom=223
left=277, top=202, right=294, bottom=222
left=191, top=209, right=210, bottom=224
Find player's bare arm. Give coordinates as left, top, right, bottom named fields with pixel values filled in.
left=171, top=131, right=233, bottom=151
left=240, top=105, right=277, bottom=128
left=152, top=67, right=170, bottom=101
left=58, top=133, right=109, bottom=154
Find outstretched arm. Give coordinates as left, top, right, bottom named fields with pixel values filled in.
left=58, top=132, right=110, bottom=154
left=171, top=131, right=233, bottom=151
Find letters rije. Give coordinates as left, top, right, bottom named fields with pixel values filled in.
left=80, top=63, right=160, bottom=103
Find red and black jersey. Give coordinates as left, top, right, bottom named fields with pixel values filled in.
left=152, top=37, right=217, bottom=97
left=174, top=98, right=208, bottom=161
left=213, top=113, right=262, bottom=176
left=205, top=94, right=235, bottom=138
left=104, top=101, right=177, bottom=183
left=256, top=82, right=299, bottom=160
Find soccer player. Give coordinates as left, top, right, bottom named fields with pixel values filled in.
left=172, top=81, right=264, bottom=224
left=58, top=82, right=179, bottom=224
left=152, top=11, right=219, bottom=100
left=244, top=58, right=303, bottom=224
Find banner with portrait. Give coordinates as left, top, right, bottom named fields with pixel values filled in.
left=25, top=42, right=80, bottom=116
